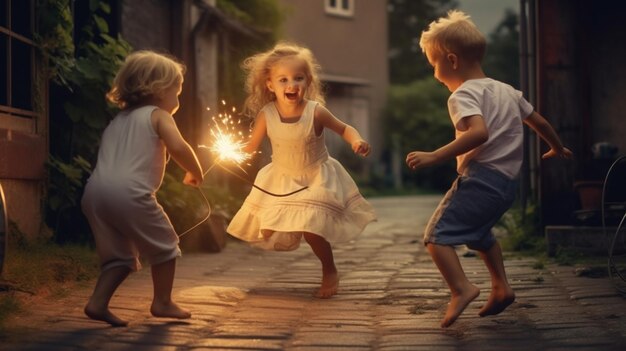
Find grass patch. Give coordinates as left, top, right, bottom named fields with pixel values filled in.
left=3, top=243, right=98, bottom=293
left=0, top=295, right=21, bottom=327
left=0, top=234, right=98, bottom=330
left=497, top=202, right=545, bottom=254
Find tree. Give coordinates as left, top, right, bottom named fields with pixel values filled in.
left=388, top=0, right=458, bottom=84
left=384, top=77, right=456, bottom=190
left=483, top=9, right=520, bottom=88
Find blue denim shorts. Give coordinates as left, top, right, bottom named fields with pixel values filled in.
left=424, top=162, right=518, bottom=251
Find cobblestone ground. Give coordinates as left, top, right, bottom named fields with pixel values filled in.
left=2, top=196, right=625, bottom=350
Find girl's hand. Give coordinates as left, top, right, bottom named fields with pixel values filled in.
left=542, top=147, right=573, bottom=160
left=183, top=172, right=203, bottom=187
left=352, top=140, right=371, bottom=157
left=406, top=151, right=437, bottom=170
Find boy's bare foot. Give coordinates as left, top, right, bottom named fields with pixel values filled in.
left=441, top=284, right=480, bottom=328
left=150, top=301, right=191, bottom=319
left=84, top=304, right=128, bottom=327
left=315, top=271, right=339, bottom=299
left=479, top=285, right=515, bottom=317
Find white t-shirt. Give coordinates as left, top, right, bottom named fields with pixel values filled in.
left=448, top=78, right=534, bottom=179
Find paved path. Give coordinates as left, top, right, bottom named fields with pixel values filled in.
left=2, top=196, right=626, bottom=350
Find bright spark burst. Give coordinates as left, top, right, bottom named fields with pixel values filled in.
left=199, top=102, right=255, bottom=170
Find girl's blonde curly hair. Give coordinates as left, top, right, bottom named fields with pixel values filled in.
left=107, top=50, right=185, bottom=109
left=242, top=42, right=325, bottom=117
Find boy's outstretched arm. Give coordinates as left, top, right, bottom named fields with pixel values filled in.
left=153, top=109, right=204, bottom=186
left=406, top=115, right=488, bottom=170
left=523, top=111, right=573, bottom=159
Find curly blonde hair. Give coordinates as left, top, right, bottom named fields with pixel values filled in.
left=107, top=50, right=185, bottom=109
left=419, top=10, right=486, bottom=62
left=241, top=42, right=325, bottom=117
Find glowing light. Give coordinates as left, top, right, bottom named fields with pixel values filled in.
left=199, top=102, right=255, bottom=170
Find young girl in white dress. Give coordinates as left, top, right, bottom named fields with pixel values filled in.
left=227, top=42, right=377, bottom=298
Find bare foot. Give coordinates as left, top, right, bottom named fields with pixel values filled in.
left=315, top=271, right=339, bottom=299
left=479, top=285, right=515, bottom=317
left=84, top=303, right=128, bottom=327
left=441, top=284, right=480, bottom=328
left=150, top=301, right=191, bottom=319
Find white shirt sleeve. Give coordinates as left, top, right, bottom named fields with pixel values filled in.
left=448, top=89, right=483, bottom=129
left=517, top=91, right=534, bottom=118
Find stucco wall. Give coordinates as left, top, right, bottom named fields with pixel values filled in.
left=277, top=0, right=389, bottom=174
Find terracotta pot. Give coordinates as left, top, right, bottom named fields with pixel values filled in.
left=573, top=180, right=604, bottom=210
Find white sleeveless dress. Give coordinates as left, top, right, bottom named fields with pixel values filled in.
left=227, top=100, right=376, bottom=251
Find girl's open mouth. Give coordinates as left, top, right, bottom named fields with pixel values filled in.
left=285, top=92, right=298, bottom=100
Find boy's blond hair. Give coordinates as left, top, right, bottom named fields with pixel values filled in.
left=419, top=10, right=486, bottom=62
left=241, top=41, right=325, bottom=117
left=107, top=50, right=185, bottom=109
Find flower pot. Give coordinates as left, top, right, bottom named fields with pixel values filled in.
left=573, top=180, right=604, bottom=210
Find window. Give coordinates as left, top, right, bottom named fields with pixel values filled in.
left=325, top=0, right=354, bottom=18
left=0, top=0, right=38, bottom=132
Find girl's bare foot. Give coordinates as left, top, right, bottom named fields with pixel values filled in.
left=150, top=301, right=191, bottom=319
left=315, top=271, right=339, bottom=299
left=441, top=284, right=480, bottom=328
left=84, top=303, right=128, bottom=327
left=479, top=285, right=515, bottom=317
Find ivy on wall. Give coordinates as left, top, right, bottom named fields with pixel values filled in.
left=36, top=0, right=132, bottom=243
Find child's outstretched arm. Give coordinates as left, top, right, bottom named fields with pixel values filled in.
left=406, top=115, right=488, bottom=170
left=153, top=109, right=204, bottom=187
left=523, top=111, right=573, bottom=159
left=314, top=105, right=371, bottom=156
left=243, top=112, right=267, bottom=154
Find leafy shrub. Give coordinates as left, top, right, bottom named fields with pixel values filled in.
left=384, top=77, right=456, bottom=191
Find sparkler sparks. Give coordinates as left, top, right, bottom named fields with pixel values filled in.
left=199, top=101, right=255, bottom=170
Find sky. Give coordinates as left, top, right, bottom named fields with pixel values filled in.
left=455, top=0, right=519, bottom=35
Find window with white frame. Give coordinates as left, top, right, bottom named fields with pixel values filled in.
left=325, top=0, right=354, bottom=17
left=0, top=0, right=38, bottom=132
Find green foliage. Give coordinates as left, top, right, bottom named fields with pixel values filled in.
left=387, top=0, right=458, bottom=84
left=384, top=77, right=456, bottom=190
left=498, top=202, right=545, bottom=252
left=35, top=0, right=75, bottom=86
left=483, top=9, right=520, bottom=88
left=39, top=2, right=132, bottom=243
left=217, top=0, right=284, bottom=33
left=216, top=0, right=285, bottom=106
left=46, top=156, right=91, bottom=212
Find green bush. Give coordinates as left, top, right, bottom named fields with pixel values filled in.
left=384, top=77, right=456, bottom=191
left=497, top=202, right=544, bottom=253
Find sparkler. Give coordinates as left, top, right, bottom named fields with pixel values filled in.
left=199, top=101, right=254, bottom=171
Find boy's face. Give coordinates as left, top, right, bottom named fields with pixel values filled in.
left=266, top=57, right=309, bottom=107
left=426, top=49, right=460, bottom=92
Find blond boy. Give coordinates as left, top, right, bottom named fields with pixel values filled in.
left=406, top=11, right=572, bottom=328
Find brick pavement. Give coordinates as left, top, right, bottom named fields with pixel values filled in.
left=2, top=195, right=625, bottom=350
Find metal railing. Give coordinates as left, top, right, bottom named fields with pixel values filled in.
left=601, top=155, right=626, bottom=295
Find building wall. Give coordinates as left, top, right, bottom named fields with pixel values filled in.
left=0, top=2, right=48, bottom=240
left=0, top=130, right=46, bottom=240
left=535, top=0, right=626, bottom=225
left=277, top=0, right=389, bottom=175
left=120, top=0, right=174, bottom=52
left=120, top=0, right=210, bottom=147
left=588, top=4, right=626, bottom=155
